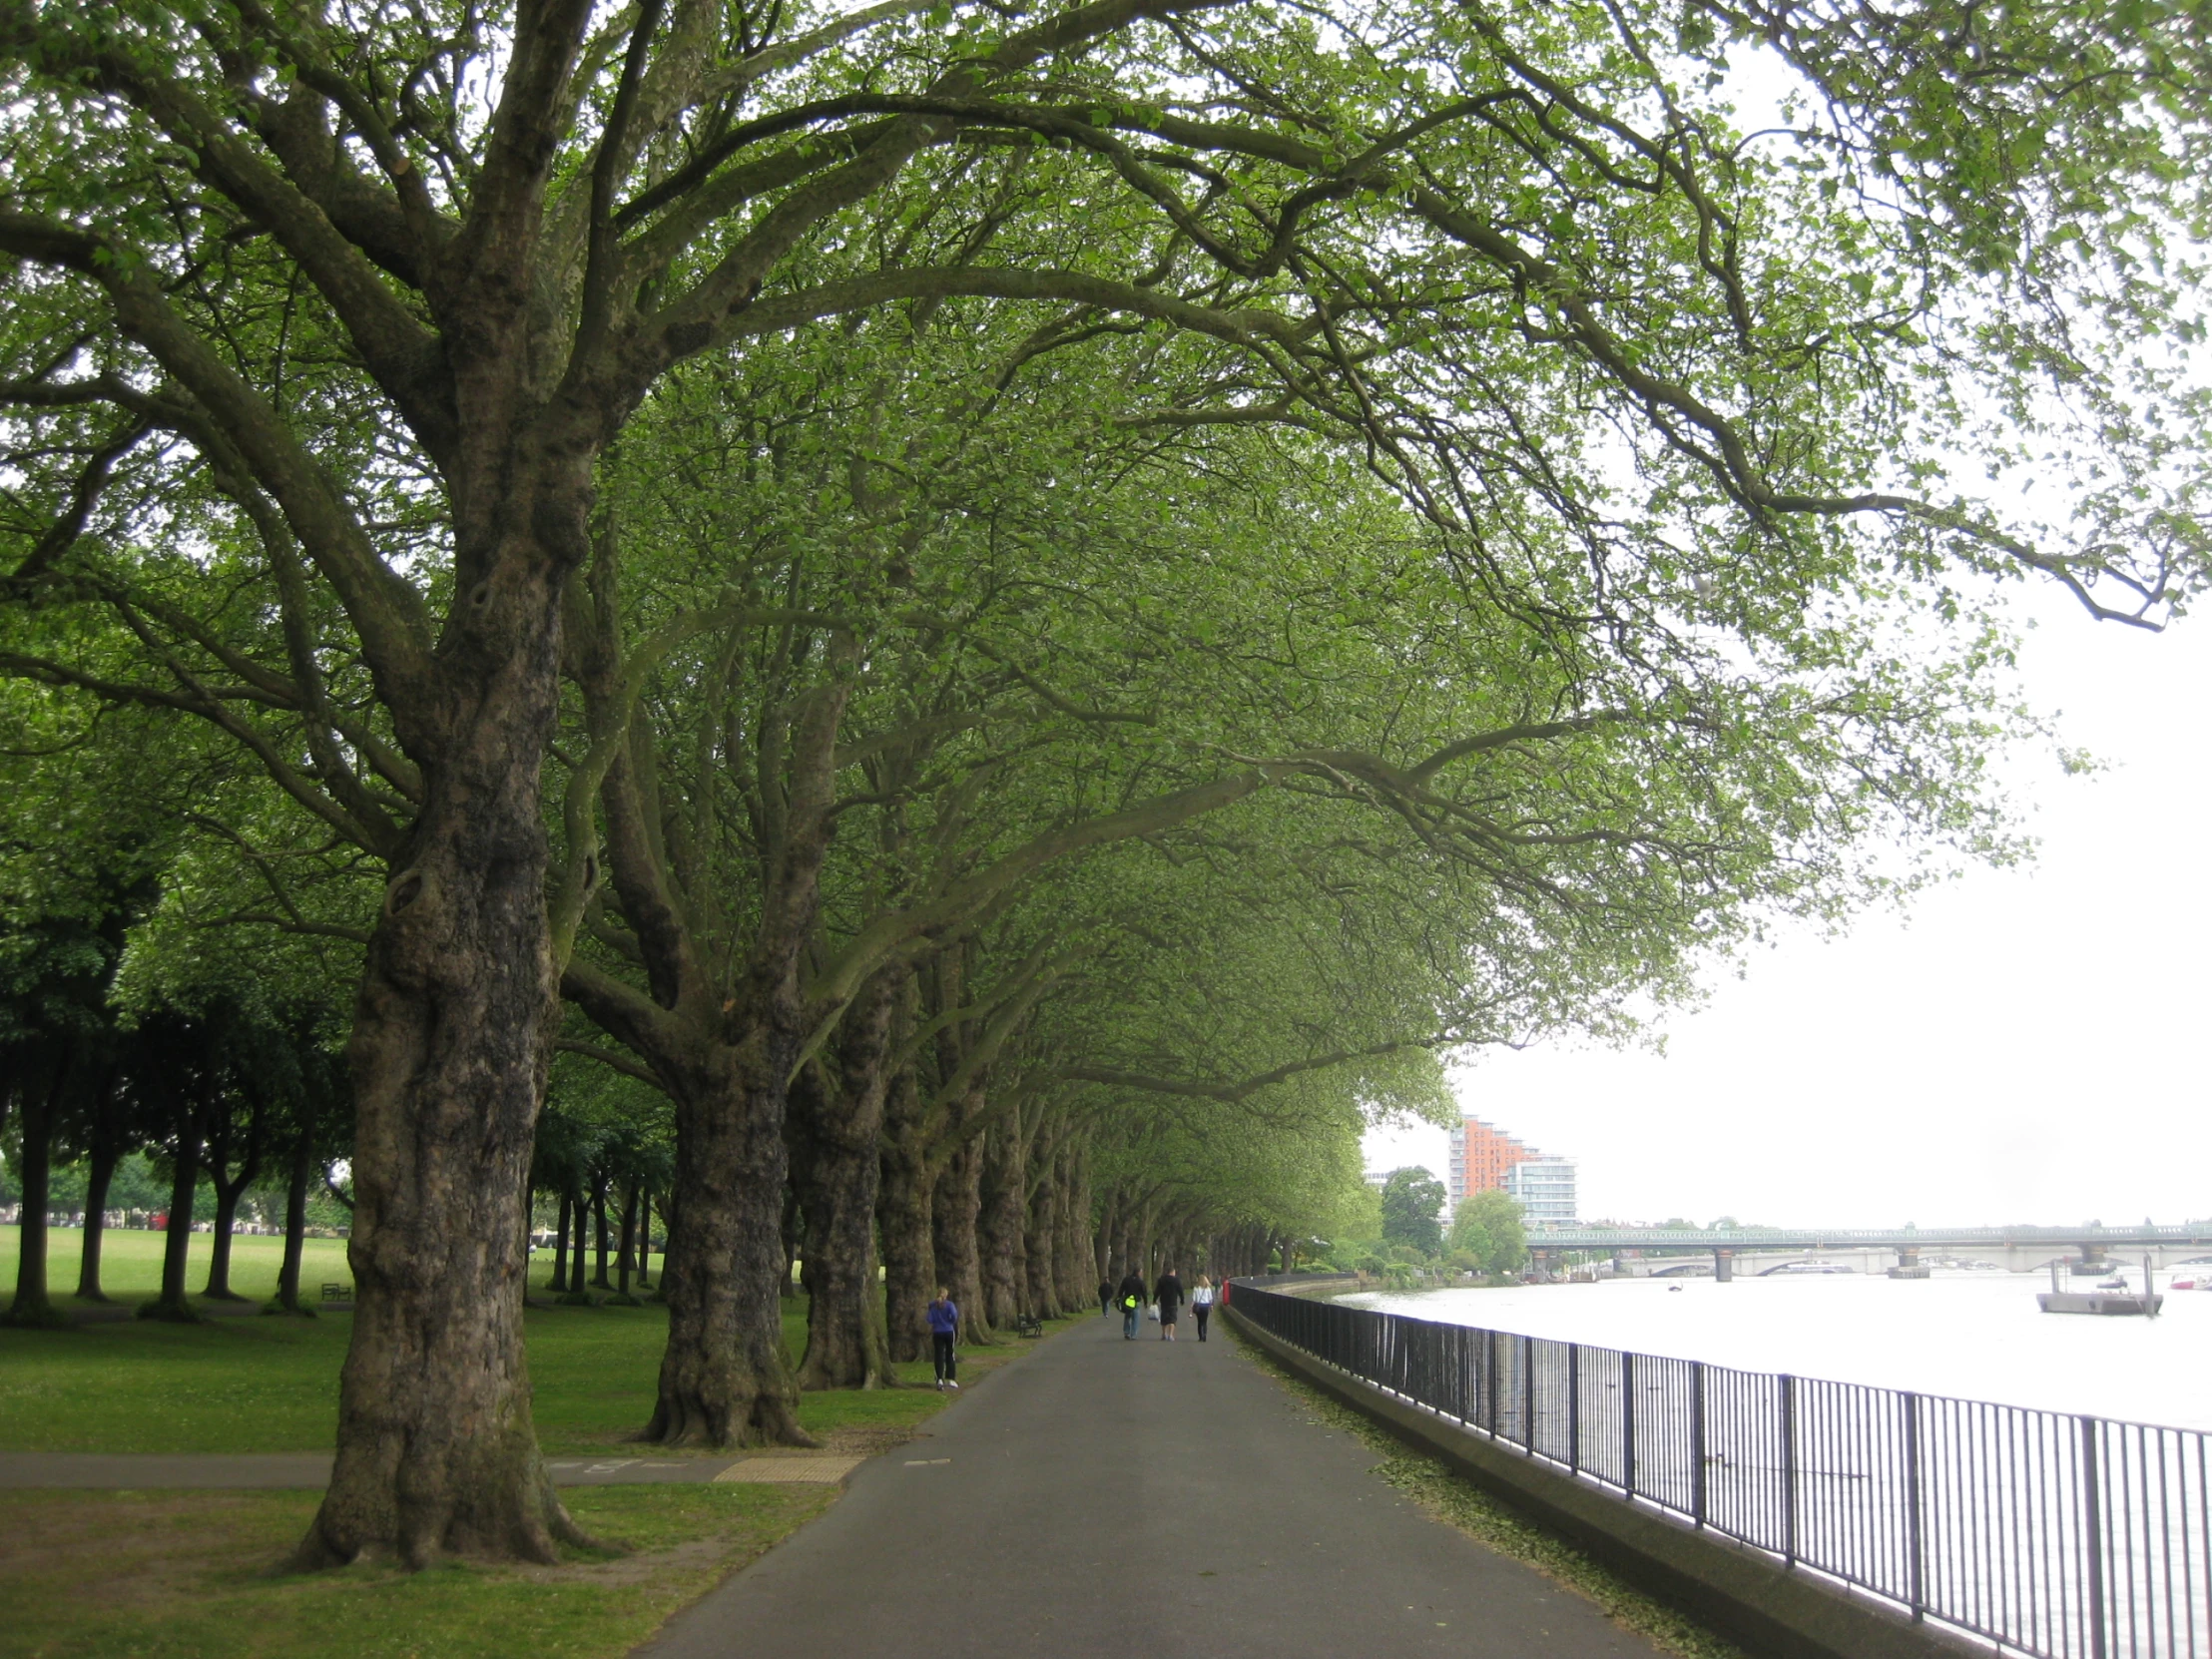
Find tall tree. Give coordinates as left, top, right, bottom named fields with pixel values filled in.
left=1379, top=1167, right=1446, bottom=1256
left=5, top=0, right=2205, bottom=1565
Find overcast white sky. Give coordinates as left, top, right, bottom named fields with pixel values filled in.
left=1366, top=583, right=2212, bottom=1229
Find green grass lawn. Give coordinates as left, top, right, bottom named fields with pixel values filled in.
left=1, top=1222, right=1086, bottom=1656
left=0, top=1224, right=666, bottom=1313
left=0, top=1483, right=834, bottom=1659
left=1, top=1224, right=357, bottom=1310
left=2, top=1224, right=1079, bottom=1455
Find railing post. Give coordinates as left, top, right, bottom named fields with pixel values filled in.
left=1691, top=1362, right=1707, bottom=1529
left=1567, top=1344, right=1581, bottom=1475
left=1485, top=1329, right=1500, bottom=1437
left=1522, top=1334, right=1535, bottom=1454
left=1622, top=1351, right=1637, bottom=1501
left=2080, top=1415, right=2107, bottom=1659
left=1781, top=1374, right=1798, bottom=1568
left=1903, top=1391, right=1925, bottom=1621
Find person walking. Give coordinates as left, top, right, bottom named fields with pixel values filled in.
left=926, top=1287, right=960, bottom=1389
left=1155, top=1265, right=1185, bottom=1342
left=1098, top=1277, right=1115, bottom=1317
left=1116, top=1267, right=1147, bottom=1340
left=1191, top=1275, right=1215, bottom=1342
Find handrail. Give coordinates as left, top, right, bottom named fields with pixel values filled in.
left=1229, top=1281, right=2208, bottom=1659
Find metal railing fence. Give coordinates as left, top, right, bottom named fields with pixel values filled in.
left=1228, top=1282, right=2210, bottom=1659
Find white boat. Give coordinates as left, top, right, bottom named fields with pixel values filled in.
left=2039, top=1260, right=2163, bottom=1318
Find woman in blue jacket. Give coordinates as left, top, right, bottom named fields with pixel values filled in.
left=927, top=1288, right=960, bottom=1389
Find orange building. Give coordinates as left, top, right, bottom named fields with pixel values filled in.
left=1445, top=1115, right=1536, bottom=1207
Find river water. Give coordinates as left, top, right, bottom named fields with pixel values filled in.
left=1342, top=1270, right=2212, bottom=1432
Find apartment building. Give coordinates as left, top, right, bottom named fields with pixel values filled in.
left=1446, top=1115, right=1579, bottom=1226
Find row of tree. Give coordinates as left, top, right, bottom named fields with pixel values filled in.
left=3, top=0, right=2205, bottom=1569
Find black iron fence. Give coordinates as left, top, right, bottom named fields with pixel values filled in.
left=1228, top=1282, right=2210, bottom=1659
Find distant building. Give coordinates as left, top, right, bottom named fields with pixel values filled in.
left=1444, top=1115, right=1534, bottom=1206
left=1446, top=1116, right=1579, bottom=1226
left=1502, top=1157, right=1579, bottom=1227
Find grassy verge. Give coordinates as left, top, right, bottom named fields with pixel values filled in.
left=0, top=1224, right=1068, bottom=1456
left=0, top=1225, right=663, bottom=1315
left=0, top=1482, right=832, bottom=1659
left=2, top=1230, right=1086, bottom=1656
left=1225, top=1319, right=1750, bottom=1659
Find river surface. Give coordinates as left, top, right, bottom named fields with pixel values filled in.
left=1341, top=1271, right=2212, bottom=1432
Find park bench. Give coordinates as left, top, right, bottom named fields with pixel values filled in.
left=1015, top=1312, right=1044, bottom=1339
left=321, top=1282, right=352, bottom=1303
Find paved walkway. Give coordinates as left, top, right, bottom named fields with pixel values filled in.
left=637, top=1311, right=1664, bottom=1659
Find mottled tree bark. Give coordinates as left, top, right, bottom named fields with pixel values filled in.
left=642, top=1039, right=809, bottom=1448
left=977, top=1105, right=1028, bottom=1330
left=788, top=965, right=903, bottom=1390
left=1023, top=1123, right=1059, bottom=1321
left=1058, top=1142, right=1094, bottom=1312
left=878, top=1062, right=934, bottom=1366
left=932, top=1130, right=990, bottom=1344
left=299, top=601, right=588, bottom=1568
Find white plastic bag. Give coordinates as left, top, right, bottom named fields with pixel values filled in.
left=1146, top=1302, right=1160, bottom=1322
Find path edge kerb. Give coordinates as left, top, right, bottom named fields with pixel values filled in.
left=1224, top=1307, right=1985, bottom=1659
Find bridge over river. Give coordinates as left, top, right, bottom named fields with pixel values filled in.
left=1525, top=1223, right=2212, bottom=1281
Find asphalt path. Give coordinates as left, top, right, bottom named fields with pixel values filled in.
left=637, top=1309, right=1664, bottom=1659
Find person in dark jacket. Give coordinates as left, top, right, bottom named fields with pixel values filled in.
left=1098, top=1278, right=1115, bottom=1317
left=926, top=1287, right=959, bottom=1389
left=1154, top=1267, right=1185, bottom=1342
left=1115, top=1269, right=1147, bottom=1340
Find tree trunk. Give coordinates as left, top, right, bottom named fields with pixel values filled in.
left=74, top=1090, right=122, bottom=1304
left=1023, top=1124, right=1059, bottom=1322
left=4, top=1058, right=63, bottom=1328
left=877, top=1062, right=933, bottom=1367
left=297, top=670, right=585, bottom=1568
left=276, top=1122, right=312, bottom=1315
left=787, top=965, right=901, bottom=1390
left=780, top=1182, right=802, bottom=1301
left=550, top=1190, right=571, bottom=1293
left=641, top=1041, right=809, bottom=1447
left=145, top=1119, right=201, bottom=1323
left=1094, top=1187, right=1119, bottom=1287
left=932, top=1133, right=990, bottom=1345
left=636, top=1190, right=654, bottom=1290
left=977, top=1108, right=1027, bottom=1330
left=615, top=1181, right=637, bottom=1301
left=590, top=1174, right=612, bottom=1289
left=203, top=1113, right=262, bottom=1302
left=566, top=1186, right=591, bottom=1300
left=1058, top=1143, right=1093, bottom=1312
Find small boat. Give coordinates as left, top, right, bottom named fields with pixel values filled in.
left=2040, top=1291, right=2164, bottom=1317
left=2039, top=1259, right=2163, bottom=1318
